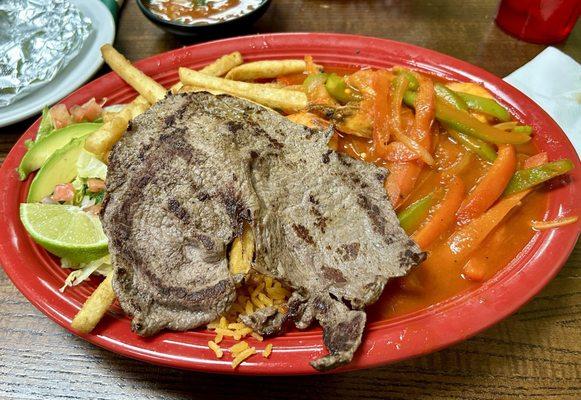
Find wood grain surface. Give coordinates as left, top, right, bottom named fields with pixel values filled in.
left=1, top=1, right=580, bottom=399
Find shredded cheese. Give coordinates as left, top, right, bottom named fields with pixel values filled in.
left=531, top=216, right=578, bottom=230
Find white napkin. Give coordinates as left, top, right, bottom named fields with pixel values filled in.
left=504, top=47, right=580, bottom=157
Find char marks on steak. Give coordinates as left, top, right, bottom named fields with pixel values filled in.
left=102, top=92, right=425, bottom=370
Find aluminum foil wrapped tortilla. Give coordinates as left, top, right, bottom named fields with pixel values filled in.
left=0, top=0, right=93, bottom=107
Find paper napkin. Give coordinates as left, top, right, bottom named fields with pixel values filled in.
left=504, top=47, right=581, bottom=157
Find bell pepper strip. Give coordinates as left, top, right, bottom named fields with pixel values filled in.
left=403, top=91, right=529, bottom=145
left=434, top=85, right=497, bottom=162
left=513, top=125, right=533, bottom=134
left=459, top=152, right=549, bottom=280
left=435, top=99, right=527, bottom=144
left=411, top=76, right=435, bottom=149
left=503, top=159, right=574, bottom=196
left=413, top=176, right=465, bottom=249
left=388, top=75, right=433, bottom=165
left=456, top=144, right=517, bottom=224
left=397, top=192, right=436, bottom=234
left=325, top=73, right=360, bottom=104
left=385, top=76, right=436, bottom=206
left=303, top=73, right=327, bottom=92
left=447, top=129, right=497, bottom=163
left=494, top=122, right=532, bottom=134
left=455, top=92, right=511, bottom=122
left=460, top=223, right=509, bottom=282
left=372, top=70, right=392, bottom=158
left=303, top=73, right=338, bottom=107
left=392, top=67, right=419, bottom=90
left=442, top=151, right=474, bottom=177
left=385, top=162, right=423, bottom=207
left=432, top=189, right=530, bottom=267
left=384, top=141, right=419, bottom=162
left=434, top=84, right=468, bottom=111
left=390, top=75, right=409, bottom=136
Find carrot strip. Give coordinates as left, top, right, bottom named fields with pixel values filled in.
left=432, top=189, right=530, bottom=266
left=456, top=144, right=517, bottom=224
left=372, top=70, right=392, bottom=158
left=413, top=176, right=465, bottom=249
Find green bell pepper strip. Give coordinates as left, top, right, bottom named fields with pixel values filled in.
left=455, top=92, right=511, bottom=122
left=447, top=129, right=497, bottom=163
left=403, top=90, right=530, bottom=145
left=393, top=67, right=419, bottom=91
left=433, top=86, right=497, bottom=162
left=324, top=73, right=358, bottom=103
left=397, top=192, right=436, bottom=234
left=513, top=125, right=533, bottom=134
left=503, top=159, right=574, bottom=196
left=434, top=84, right=468, bottom=111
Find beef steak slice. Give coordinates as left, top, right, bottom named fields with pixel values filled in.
left=102, top=91, right=425, bottom=370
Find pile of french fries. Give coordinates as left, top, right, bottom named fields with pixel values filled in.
left=72, top=45, right=308, bottom=334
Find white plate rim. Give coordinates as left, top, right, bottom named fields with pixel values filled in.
left=0, top=0, right=116, bottom=128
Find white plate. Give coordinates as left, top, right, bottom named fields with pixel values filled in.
left=0, top=0, right=115, bottom=128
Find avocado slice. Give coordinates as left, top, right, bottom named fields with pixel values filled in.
left=27, top=136, right=88, bottom=203
left=17, top=122, right=102, bottom=180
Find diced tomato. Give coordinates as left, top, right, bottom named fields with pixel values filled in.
left=86, top=178, right=106, bottom=193
left=81, top=98, right=102, bottom=121
left=49, top=104, right=73, bottom=129
left=70, top=105, right=85, bottom=123
left=51, top=183, right=75, bottom=203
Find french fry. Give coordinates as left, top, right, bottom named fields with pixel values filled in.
left=85, top=96, right=149, bottom=158
left=199, top=51, right=243, bottom=77
left=169, top=82, right=183, bottom=94
left=101, top=44, right=166, bottom=104
left=229, top=223, right=255, bottom=276
left=179, top=67, right=308, bottom=112
left=71, top=274, right=116, bottom=334
left=225, top=60, right=312, bottom=81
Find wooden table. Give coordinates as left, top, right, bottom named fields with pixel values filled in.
left=1, top=1, right=579, bottom=399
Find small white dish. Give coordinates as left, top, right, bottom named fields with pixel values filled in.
left=0, top=0, right=115, bottom=128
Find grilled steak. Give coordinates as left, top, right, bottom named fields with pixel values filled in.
left=102, top=91, right=425, bottom=370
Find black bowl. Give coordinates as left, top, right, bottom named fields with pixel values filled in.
left=136, top=0, right=272, bottom=37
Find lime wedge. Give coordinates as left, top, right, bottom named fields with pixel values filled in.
left=20, top=203, right=108, bottom=264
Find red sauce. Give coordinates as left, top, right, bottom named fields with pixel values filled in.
left=148, top=0, right=261, bottom=24
left=334, top=132, right=547, bottom=322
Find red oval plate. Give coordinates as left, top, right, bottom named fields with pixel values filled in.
left=0, top=33, right=579, bottom=375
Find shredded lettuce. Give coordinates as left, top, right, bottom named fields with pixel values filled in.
left=36, top=107, right=54, bottom=141
left=77, top=150, right=107, bottom=180
left=60, top=255, right=112, bottom=292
